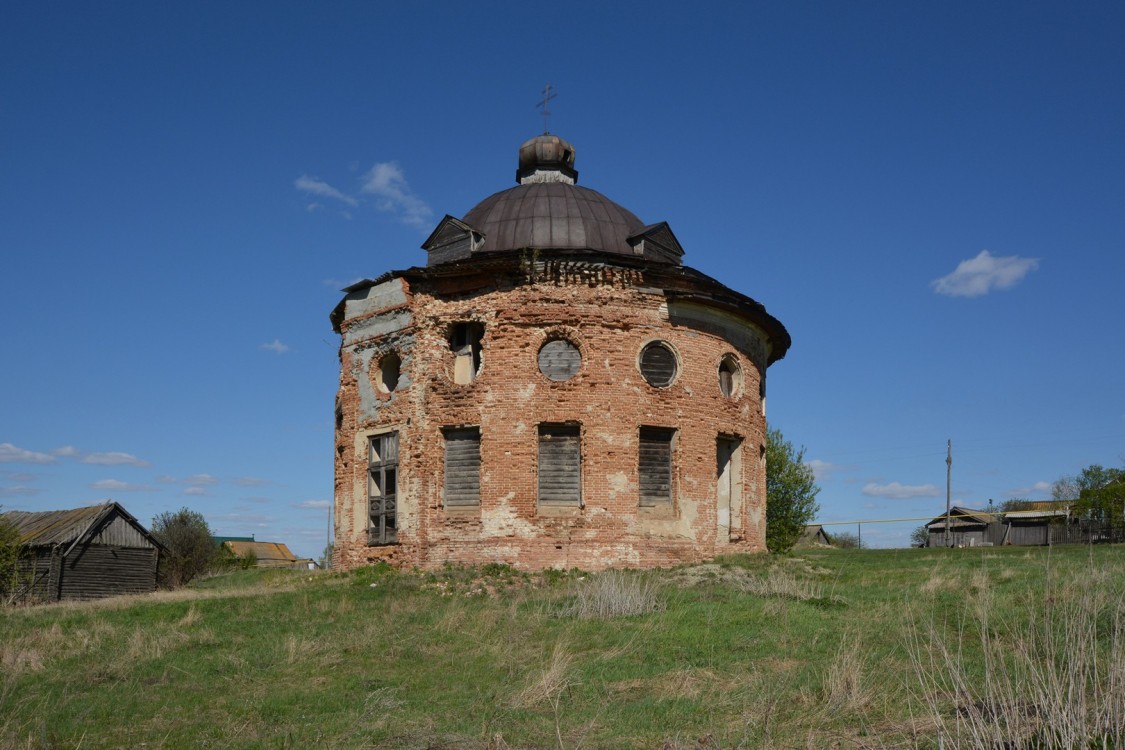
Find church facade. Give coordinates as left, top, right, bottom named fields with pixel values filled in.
left=330, top=134, right=790, bottom=571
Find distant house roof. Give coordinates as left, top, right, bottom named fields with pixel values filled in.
left=797, top=525, right=832, bottom=546
left=926, top=506, right=995, bottom=529
left=212, top=535, right=255, bottom=545
left=223, top=540, right=308, bottom=567
left=1019, top=499, right=1072, bottom=512
left=0, top=501, right=164, bottom=556
left=1003, top=509, right=1071, bottom=520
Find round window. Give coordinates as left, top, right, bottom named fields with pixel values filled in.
left=718, top=354, right=742, bottom=398
left=639, top=341, right=678, bottom=387
left=538, top=338, right=581, bottom=382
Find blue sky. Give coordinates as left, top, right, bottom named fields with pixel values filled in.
left=2, top=1, right=1122, bottom=556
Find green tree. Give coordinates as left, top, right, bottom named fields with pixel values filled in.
left=152, top=507, right=216, bottom=588
left=765, top=427, right=821, bottom=554
left=910, top=525, right=929, bottom=547
left=1071, top=465, right=1125, bottom=534
left=1, top=508, right=25, bottom=604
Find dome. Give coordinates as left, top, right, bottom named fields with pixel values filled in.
left=461, top=182, right=646, bottom=256
left=423, top=134, right=683, bottom=265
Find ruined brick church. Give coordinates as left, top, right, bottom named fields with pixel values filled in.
left=330, top=133, right=790, bottom=571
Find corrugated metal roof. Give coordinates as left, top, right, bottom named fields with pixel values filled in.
left=1004, top=509, right=1070, bottom=520
left=224, top=540, right=304, bottom=567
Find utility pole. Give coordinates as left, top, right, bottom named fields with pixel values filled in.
left=944, top=439, right=952, bottom=547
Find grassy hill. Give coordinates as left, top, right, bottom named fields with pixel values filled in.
left=2, top=545, right=1123, bottom=749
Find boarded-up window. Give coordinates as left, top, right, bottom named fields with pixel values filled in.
left=639, top=427, right=674, bottom=507
left=443, top=427, right=481, bottom=507
left=640, top=341, right=678, bottom=387
left=368, top=432, right=398, bottom=545
left=538, top=424, right=581, bottom=505
left=538, top=339, right=581, bottom=381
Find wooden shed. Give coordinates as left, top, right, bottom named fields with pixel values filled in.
left=796, top=525, right=833, bottom=547
left=925, top=506, right=999, bottom=547
left=1, top=502, right=164, bottom=602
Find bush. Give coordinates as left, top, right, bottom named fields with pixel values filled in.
left=832, top=531, right=864, bottom=549
left=152, top=507, right=216, bottom=588
left=0, top=510, right=25, bottom=605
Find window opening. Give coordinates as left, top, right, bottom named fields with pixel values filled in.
left=449, top=322, right=484, bottom=385
left=538, top=424, right=582, bottom=506
left=377, top=351, right=401, bottom=393
left=639, top=427, right=675, bottom=507
left=443, top=427, right=481, bottom=507
left=718, top=354, right=742, bottom=398
left=716, top=436, right=742, bottom=540
left=368, top=432, right=399, bottom=545
left=639, top=341, right=678, bottom=387
left=538, top=338, right=581, bottom=381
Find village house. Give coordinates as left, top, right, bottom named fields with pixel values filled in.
left=330, top=133, right=790, bottom=571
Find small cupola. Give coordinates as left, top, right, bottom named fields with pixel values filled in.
left=517, top=134, right=578, bottom=185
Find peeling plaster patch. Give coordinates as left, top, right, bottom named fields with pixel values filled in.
left=516, top=382, right=536, bottom=403
left=513, top=422, right=526, bottom=435
left=481, top=497, right=540, bottom=538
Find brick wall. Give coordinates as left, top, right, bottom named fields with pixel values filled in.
left=333, top=258, right=774, bottom=571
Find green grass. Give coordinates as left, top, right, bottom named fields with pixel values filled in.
left=2, top=545, right=1123, bottom=749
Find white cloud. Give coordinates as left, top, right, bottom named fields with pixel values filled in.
left=862, top=481, right=941, bottom=499
left=805, top=459, right=840, bottom=481
left=296, top=499, right=331, bottom=509
left=90, top=479, right=153, bottom=492
left=361, top=162, right=433, bottom=228
left=0, top=486, right=40, bottom=497
left=53, top=446, right=80, bottom=458
left=82, top=451, right=150, bottom=467
left=931, top=250, right=1039, bottom=297
left=5, top=472, right=36, bottom=482
left=184, top=486, right=209, bottom=496
left=260, top=339, right=290, bottom=354
left=1006, top=481, right=1052, bottom=497
left=294, top=175, right=358, bottom=207
left=0, top=443, right=56, bottom=464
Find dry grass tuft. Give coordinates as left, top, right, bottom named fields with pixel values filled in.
left=821, top=638, right=871, bottom=715
left=739, top=566, right=842, bottom=606
left=560, top=570, right=664, bottom=619
left=511, top=642, right=574, bottom=709
left=910, top=565, right=1125, bottom=749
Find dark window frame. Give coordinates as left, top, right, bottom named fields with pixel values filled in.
left=368, top=432, right=399, bottom=545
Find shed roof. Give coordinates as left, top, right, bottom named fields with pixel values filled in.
left=1003, top=509, right=1070, bottom=520
left=223, top=540, right=305, bottom=567
left=0, top=501, right=164, bottom=555
left=926, top=506, right=995, bottom=528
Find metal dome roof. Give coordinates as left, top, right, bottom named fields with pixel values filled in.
left=422, top=134, right=683, bottom=266
left=461, top=181, right=646, bottom=256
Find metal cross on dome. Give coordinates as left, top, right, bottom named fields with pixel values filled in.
left=537, top=83, right=557, bottom=134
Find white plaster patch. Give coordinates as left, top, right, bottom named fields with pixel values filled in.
left=606, top=471, right=630, bottom=497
